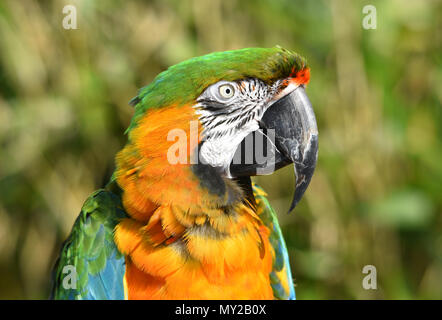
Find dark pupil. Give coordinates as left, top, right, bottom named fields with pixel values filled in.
left=225, top=88, right=230, bottom=94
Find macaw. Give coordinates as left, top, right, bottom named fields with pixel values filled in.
left=50, top=47, right=318, bottom=300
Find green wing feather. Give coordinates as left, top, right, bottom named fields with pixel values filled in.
left=50, top=183, right=127, bottom=299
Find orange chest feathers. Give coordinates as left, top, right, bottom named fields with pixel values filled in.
left=114, top=105, right=274, bottom=299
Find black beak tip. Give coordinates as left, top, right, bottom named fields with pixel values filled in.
left=287, top=178, right=309, bottom=214
left=287, top=133, right=318, bottom=214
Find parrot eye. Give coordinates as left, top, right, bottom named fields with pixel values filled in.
left=199, top=81, right=237, bottom=104
left=218, top=84, right=235, bottom=99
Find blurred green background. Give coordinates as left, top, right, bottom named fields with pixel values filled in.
left=0, top=0, right=441, bottom=299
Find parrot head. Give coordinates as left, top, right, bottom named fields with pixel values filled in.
left=123, top=46, right=318, bottom=213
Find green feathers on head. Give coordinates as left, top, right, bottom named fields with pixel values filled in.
left=127, top=46, right=308, bottom=132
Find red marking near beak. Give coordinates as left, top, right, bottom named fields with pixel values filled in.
left=279, top=67, right=310, bottom=93
left=290, top=67, right=310, bottom=86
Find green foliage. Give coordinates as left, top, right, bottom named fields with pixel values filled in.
left=0, top=0, right=440, bottom=299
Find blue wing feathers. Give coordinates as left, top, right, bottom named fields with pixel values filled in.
left=51, top=187, right=127, bottom=300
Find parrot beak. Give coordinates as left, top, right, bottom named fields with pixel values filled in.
left=229, top=86, right=318, bottom=212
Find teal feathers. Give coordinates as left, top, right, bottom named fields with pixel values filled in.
left=50, top=185, right=126, bottom=299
